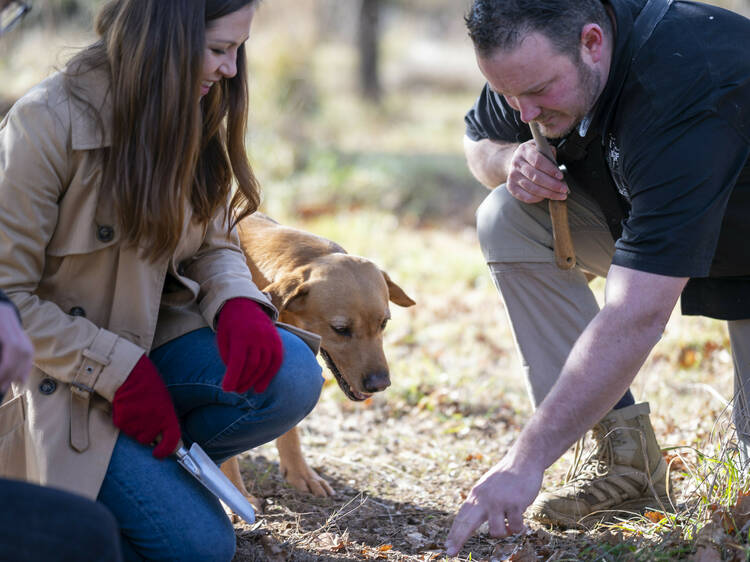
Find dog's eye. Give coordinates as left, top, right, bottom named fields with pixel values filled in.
left=380, top=318, right=389, bottom=331
left=331, top=325, right=352, bottom=337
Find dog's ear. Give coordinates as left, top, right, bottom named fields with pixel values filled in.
left=381, top=270, right=415, bottom=307
left=264, top=276, right=310, bottom=312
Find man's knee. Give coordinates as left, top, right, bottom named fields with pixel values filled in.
left=476, top=186, right=550, bottom=263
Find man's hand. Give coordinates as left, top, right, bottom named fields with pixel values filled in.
left=445, top=454, right=543, bottom=556
left=506, top=139, right=568, bottom=203
left=0, top=302, right=33, bottom=395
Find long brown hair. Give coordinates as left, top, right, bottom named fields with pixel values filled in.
left=64, top=0, right=260, bottom=261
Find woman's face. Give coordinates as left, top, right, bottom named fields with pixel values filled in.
left=201, top=3, right=257, bottom=97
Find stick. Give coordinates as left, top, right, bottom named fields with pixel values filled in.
left=529, top=122, right=576, bottom=270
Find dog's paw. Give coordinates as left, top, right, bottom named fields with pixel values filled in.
left=282, top=464, right=335, bottom=497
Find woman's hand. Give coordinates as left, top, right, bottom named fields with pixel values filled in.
left=112, top=354, right=181, bottom=459
left=216, top=298, right=283, bottom=394
left=505, top=139, right=568, bottom=203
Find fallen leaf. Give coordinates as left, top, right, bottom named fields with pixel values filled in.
left=644, top=511, right=665, bottom=524
left=678, top=346, right=698, bottom=368
left=314, top=532, right=347, bottom=552
left=377, top=544, right=393, bottom=552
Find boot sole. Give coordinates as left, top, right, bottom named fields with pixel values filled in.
left=529, top=494, right=673, bottom=529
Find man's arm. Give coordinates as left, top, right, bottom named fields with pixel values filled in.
left=445, top=265, right=687, bottom=555
left=464, top=135, right=517, bottom=189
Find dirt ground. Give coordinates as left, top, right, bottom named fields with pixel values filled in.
left=229, top=383, right=523, bottom=561
left=224, top=214, right=739, bottom=562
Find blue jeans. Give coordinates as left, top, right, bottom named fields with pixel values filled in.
left=97, top=327, right=323, bottom=561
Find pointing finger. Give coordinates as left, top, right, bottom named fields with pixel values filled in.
left=445, top=499, right=487, bottom=557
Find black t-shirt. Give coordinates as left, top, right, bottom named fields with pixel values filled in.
left=465, top=0, right=750, bottom=319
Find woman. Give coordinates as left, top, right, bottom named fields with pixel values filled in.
left=0, top=1, right=323, bottom=560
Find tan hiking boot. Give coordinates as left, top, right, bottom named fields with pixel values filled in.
left=527, top=402, right=672, bottom=528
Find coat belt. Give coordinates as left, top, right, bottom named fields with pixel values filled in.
left=70, top=330, right=118, bottom=452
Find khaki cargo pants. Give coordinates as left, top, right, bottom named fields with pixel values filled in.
left=475, top=180, right=750, bottom=448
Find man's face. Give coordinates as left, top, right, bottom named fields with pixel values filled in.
left=477, top=32, right=603, bottom=139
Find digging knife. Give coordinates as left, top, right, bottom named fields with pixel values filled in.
left=175, top=442, right=256, bottom=524
left=529, top=121, right=576, bottom=270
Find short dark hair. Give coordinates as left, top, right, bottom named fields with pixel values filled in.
left=465, top=0, right=612, bottom=59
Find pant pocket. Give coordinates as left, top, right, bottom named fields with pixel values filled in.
left=0, top=395, right=27, bottom=479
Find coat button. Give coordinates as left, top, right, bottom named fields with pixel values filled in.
left=39, top=378, right=57, bottom=395
left=96, top=225, right=115, bottom=242
left=69, top=306, right=86, bottom=318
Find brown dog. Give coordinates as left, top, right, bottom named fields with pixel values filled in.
left=220, top=213, right=415, bottom=503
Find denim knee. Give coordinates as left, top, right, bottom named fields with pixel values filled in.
left=274, top=328, right=324, bottom=424
left=166, top=507, right=236, bottom=562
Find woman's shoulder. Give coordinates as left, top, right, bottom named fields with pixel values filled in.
left=6, top=67, right=112, bottom=150
left=9, top=72, right=69, bottom=115
left=2, top=73, right=72, bottom=147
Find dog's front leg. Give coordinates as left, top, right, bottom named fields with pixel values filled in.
left=219, top=457, right=264, bottom=518
left=276, top=426, right=335, bottom=497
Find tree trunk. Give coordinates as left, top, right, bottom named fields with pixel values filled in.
left=358, top=0, right=382, bottom=101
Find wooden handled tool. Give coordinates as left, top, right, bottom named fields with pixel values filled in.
left=529, top=122, right=576, bottom=270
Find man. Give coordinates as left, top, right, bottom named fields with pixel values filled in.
left=445, top=0, right=750, bottom=556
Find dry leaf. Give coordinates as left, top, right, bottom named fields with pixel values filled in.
left=644, top=511, right=665, bottom=523
left=315, top=532, right=347, bottom=552
left=377, top=544, right=393, bottom=552
left=678, top=346, right=698, bottom=368
left=465, top=453, right=484, bottom=462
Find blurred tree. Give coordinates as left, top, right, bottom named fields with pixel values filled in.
left=358, top=0, right=381, bottom=101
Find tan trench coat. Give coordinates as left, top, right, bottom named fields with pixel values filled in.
left=0, top=68, right=279, bottom=499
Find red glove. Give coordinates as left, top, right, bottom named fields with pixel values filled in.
left=112, top=354, right=181, bottom=459
left=217, top=298, right=283, bottom=394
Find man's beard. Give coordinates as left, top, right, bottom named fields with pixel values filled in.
left=540, top=58, right=601, bottom=139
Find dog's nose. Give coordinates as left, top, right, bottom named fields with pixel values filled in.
left=363, top=371, right=391, bottom=393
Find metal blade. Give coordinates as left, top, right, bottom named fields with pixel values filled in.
left=175, top=443, right=256, bottom=524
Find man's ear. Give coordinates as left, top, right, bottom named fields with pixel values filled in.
left=381, top=270, right=416, bottom=307
left=580, top=23, right=605, bottom=64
